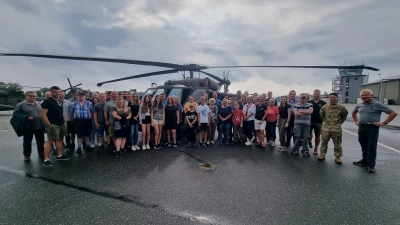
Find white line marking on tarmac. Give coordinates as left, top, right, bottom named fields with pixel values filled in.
left=342, top=128, right=400, bottom=154
left=0, top=129, right=13, bottom=132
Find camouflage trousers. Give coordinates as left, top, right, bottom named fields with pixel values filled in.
left=320, top=131, right=342, bottom=157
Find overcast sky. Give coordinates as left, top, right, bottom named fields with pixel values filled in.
left=0, top=0, right=399, bottom=96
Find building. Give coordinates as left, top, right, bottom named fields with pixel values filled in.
left=332, top=66, right=369, bottom=103
left=360, top=75, right=400, bottom=105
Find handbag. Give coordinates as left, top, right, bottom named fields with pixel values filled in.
left=114, top=120, right=122, bottom=131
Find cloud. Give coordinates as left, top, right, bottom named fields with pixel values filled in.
left=0, top=0, right=398, bottom=97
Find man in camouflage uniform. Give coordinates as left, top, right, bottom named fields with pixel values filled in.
left=318, top=93, right=348, bottom=164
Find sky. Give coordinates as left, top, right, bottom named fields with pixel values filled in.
left=0, top=0, right=399, bottom=96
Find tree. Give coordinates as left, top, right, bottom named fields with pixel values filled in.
left=0, top=82, right=23, bottom=92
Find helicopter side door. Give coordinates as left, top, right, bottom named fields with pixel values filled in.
left=190, top=88, right=207, bottom=104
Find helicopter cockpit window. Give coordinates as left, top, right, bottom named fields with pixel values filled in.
left=192, top=89, right=206, bottom=103
left=168, top=88, right=182, bottom=101
left=152, top=89, right=165, bottom=101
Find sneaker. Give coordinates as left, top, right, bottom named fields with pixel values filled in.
left=199, top=142, right=203, bottom=148
left=271, top=142, right=276, bottom=147
left=318, top=154, right=325, bottom=160
left=267, top=141, right=271, bottom=146
left=313, top=148, right=318, bottom=155
left=76, top=148, right=82, bottom=154
left=24, top=156, right=31, bottom=162
left=303, top=151, right=310, bottom=157
left=168, top=143, right=172, bottom=147
left=202, top=143, right=207, bottom=148
left=43, top=160, right=53, bottom=167
left=245, top=141, right=252, bottom=146
left=131, top=145, right=137, bottom=151
left=335, top=156, right=342, bottom=164
left=192, top=143, right=197, bottom=147
left=367, top=166, right=375, bottom=173
left=142, top=145, right=146, bottom=150
left=97, top=143, right=101, bottom=147
left=278, top=146, right=287, bottom=152
left=252, top=139, right=257, bottom=143
left=353, top=160, right=367, bottom=167
left=177, top=140, right=181, bottom=144
left=291, top=149, right=299, bottom=155
left=146, top=144, right=150, bottom=149
left=116, top=152, right=121, bottom=158
left=134, top=145, right=140, bottom=150
left=158, top=145, right=163, bottom=149
left=57, top=155, right=70, bottom=161
left=187, top=142, right=191, bottom=148
left=206, top=141, right=210, bottom=145
left=173, top=144, right=177, bottom=148
left=90, top=143, right=96, bottom=148
left=154, top=145, right=159, bottom=150
left=309, top=142, right=313, bottom=148
left=210, top=141, right=214, bottom=145
left=120, top=150, right=125, bottom=155
left=219, top=141, right=223, bottom=145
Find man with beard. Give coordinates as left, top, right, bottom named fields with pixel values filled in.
left=41, top=86, right=70, bottom=167
left=104, top=91, right=118, bottom=151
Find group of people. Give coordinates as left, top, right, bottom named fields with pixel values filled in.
left=12, top=86, right=397, bottom=173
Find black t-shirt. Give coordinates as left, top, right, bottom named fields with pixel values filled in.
left=308, top=100, right=327, bottom=123
left=255, top=104, right=267, bottom=120
left=278, top=104, right=291, bottom=119
left=186, top=111, right=197, bottom=124
left=218, top=106, right=232, bottom=124
left=41, top=97, right=65, bottom=126
left=129, top=103, right=140, bottom=124
left=165, top=105, right=178, bottom=122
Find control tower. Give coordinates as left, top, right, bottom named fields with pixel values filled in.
left=332, top=64, right=369, bottom=103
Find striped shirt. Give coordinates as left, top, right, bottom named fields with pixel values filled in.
left=293, top=103, right=313, bottom=125
left=70, top=100, right=93, bottom=119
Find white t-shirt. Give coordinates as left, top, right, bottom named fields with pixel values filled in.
left=197, top=104, right=210, bottom=123
left=242, top=103, right=256, bottom=121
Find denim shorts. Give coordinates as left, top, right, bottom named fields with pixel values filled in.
left=97, top=123, right=110, bottom=136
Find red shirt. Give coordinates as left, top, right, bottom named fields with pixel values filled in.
left=266, top=106, right=279, bottom=122
left=232, top=109, right=244, bottom=126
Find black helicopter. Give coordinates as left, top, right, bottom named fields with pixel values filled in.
left=0, top=53, right=380, bottom=105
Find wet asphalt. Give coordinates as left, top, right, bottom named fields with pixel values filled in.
left=1, top=110, right=400, bottom=225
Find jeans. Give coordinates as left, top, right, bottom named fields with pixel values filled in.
left=23, top=128, right=45, bottom=157
left=232, top=125, right=244, bottom=142
left=286, top=116, right=295, bottom=147
left=187, top=125, right=196, bottom=143
left=293, top=124, right=310, bottom=153
left=207, top=122, right=217, bottom=142
left=266, top=121, right=277, bottom=142
left=130, top=123, right=139, bottom=146
left=358, top=124, right=379, bottom=167
left=243, top=120, right=254, bottom=140
left=218, top=123, right=231, bottom=143
left=90, top=122, right=98, bottom=145
left=277, top=118, right=287, bottom=146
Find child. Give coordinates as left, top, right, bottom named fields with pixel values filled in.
left=232, top=102, right=244, bottom=144
left=197, top=96, right=210, bottom=147
left=185, top=103, right=197, bottom=148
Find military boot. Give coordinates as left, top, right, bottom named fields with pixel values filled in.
left=335, top=156, right=342, bottom=164
left=318, top=154, right=325, bottom=161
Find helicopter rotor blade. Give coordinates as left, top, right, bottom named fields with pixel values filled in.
left=63, top=83, right=82, bottom=92
left=97, top=69, right=179, bottom=87
left=200, top=71, right=231, bottom=85
left=67, top=78, right=73, bottom=89
left=0, top=53, right=183, bottom=70
left=208, top=65, right=380, bottom=71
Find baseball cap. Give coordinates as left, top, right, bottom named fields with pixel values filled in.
left=78, top=91, right=85, bottom=95
left=300, top=93, right=307, bottom=98
left=71, top=88, right=77, bottom=93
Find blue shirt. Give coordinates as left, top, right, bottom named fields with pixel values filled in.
left=162, top=100, right=167, bottom=106
left=71, top=100, right=93, bottom=119
left=215, top=99, right=221, bottom=107
left=354, top=100, right=393, bottom=124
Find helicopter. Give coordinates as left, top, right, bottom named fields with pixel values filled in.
left=0, top=90, right=25, bottom=111
left=0, top=53, right=380, bottom=105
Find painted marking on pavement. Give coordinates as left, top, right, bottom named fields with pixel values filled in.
left=0, top=129, right=13, bottom=132
left=342, top=128, right=400, bottom=154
